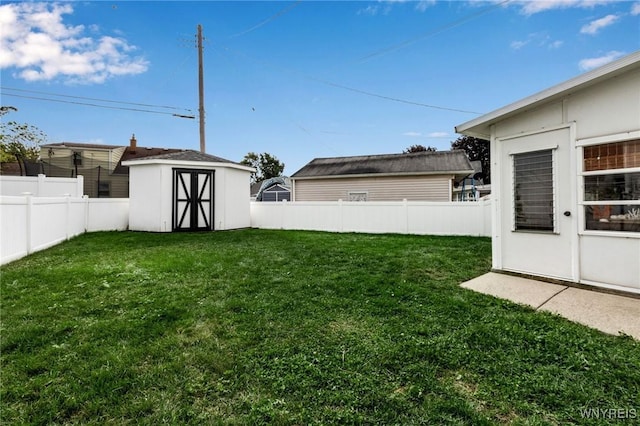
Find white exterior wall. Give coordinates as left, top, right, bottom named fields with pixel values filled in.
left=128, top=164, right=169, bottom=232
left=127, top=162, right=252, bottom=232
left=251, top=198, right=491, bottom=237
left=491, top=67, right=640, bottom=292
left=218, top=167, right=252, bottom=230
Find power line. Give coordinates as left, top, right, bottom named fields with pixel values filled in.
left=357, top=0, right=512, bottom=63
left=214, top=44, right=483, bottom=115
left=229, top=0, right=303, bottom=38
left=1, top=92, right=195, bottom=118
left=1, top=86, right=193, bottom=112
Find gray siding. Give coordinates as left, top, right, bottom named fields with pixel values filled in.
left=294, top=175, right=452, bottom=201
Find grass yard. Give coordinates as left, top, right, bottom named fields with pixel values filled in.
left=1, top=229, right=639, bottom=425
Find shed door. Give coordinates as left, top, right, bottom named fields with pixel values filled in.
left=499, top=127, right=576, bottom=281
left=173, top=168, right=215, bottom=231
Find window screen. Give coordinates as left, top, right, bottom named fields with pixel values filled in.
left=513, top=149, right=554, bottom=232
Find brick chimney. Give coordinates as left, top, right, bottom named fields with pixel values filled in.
left=129, top=134, right=137, bottom=153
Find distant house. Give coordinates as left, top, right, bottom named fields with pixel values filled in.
left=455, top=50, right=640, bottom=294
left=41, top=135, right=180, bottom=198
left=452, top=160, right=491, bottom=201
left=252, top=177, right=291, bottom=202
left=290, top=150, right=474, bottom=202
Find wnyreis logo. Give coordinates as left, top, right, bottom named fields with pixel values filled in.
left=579, top=408, right=637, bottom=420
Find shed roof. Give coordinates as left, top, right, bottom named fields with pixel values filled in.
left=122, top=149, right=254, bottom=172
left=455, top=50, right=640, bottom=139
left=291, top=150, right=473, bottom=179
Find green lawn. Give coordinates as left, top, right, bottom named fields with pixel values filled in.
left=1, top=229, right=638, bottom=425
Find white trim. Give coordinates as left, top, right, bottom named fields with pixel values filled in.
left=500, top=122, right=574, bottom=142
left=568, top=122, right=580, bottom=282
left=576, top=130, right=640, bottom=147
left=122, top=159, right=254, bottom=173
left=582, top=167, right=640, bottom=177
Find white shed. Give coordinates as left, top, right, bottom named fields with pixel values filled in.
left=456, top=51, right=640, bottom=294
left=122, top=150, right=254, bottom=232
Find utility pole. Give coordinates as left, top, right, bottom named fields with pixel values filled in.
left=197, top=24, right=205, bottom=153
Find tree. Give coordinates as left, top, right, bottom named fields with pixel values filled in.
left=241, top=151, right=285, bottom=183
left=451, top=135, right=490, bottom=184
left=403, top=144, right=437, bottom=153
left=0, top=106, right=46, bottom=169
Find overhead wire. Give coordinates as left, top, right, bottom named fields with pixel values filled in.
left=1, top=92, right=195, bottom=118
left=229, top=0, right=303, bottom=38
left=357, top=0, right=512, bottom=63
left=1, top=86, right=193, bottom=112
left=213, top=44, right=484, bottom=115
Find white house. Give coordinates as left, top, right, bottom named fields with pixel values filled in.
left=123, top=150, right=254, bottom=232
left=456, top=51, right=640, bottom=294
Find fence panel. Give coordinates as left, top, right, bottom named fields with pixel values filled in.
left=1, top=195, right=129, bottom=265
left=86, top=199, right=129, bottom=232
left=250, top=199, right=492, bottom=237
left=0, top=175, right=83, bottom=197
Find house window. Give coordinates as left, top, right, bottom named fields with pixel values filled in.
left=513, top=149, right=555, bottom=232
left=97, top=181, right=110, bottom=197
left=348, top=191, right=368, bottom=202
left=582, top=139, right=640, bottom=233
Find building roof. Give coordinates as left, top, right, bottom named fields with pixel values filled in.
left=291, top=150, right=474, bottom=179
left=122, top=149, right=254, bottom=172
left=113, top=147, right=183, bottom=174
left=42, top=142, right=122, bottom=151
left=455, top=50, right=640, bottom=139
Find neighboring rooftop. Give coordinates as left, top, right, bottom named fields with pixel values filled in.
left=291, top=150, right=474, bottom=179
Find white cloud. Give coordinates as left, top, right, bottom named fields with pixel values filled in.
left=517, top=0, right=611, bottom=16
left=510, top=32, right=562, bottom=50
left=0, top=2, right=148, bottom=84
left=415, top=1, right=437, bottom=12
left=510, top=40, right=529, bottom=50
left=580, top=14, right=619, bottom=35
left=548, top=40, right=564, bottom=49
left=428, top=132, right=449, bottom=138
left=631, top=2, right=640, bottom=15
left=578, top=51, right=626, bottom=71
left=403, top=131, right=423, bottom=137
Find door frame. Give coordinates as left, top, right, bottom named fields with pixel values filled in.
left=493, top=123, right=579, bottom=282
left=172, top=168, right=215, bottom=232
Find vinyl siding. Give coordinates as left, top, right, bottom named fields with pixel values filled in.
left=42, top=147, right=128, bottom=197
left=294, top=175, right=453, bottom=201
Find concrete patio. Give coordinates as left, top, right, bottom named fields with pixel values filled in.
left=462, top=272, right=640, bottom=339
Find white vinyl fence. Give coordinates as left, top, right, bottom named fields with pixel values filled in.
left=0, top=174, right=84, bottom=197
left=1, top=175, right=130, bottom=265
left=251, top=197, right=492, bottom=237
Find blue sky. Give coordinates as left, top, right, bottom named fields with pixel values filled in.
left=1, top=1, right=639, bottom=175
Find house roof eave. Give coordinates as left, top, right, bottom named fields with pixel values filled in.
left=455, top=50, right=640, bottom=138
left=291, top=170, right=474, bottom=181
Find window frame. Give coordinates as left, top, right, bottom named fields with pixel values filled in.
left=347, top=191, right=368, bottom=202
left=577, top=132, right=640, bottom=237
left=511, top=148, right=558, bottom=234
